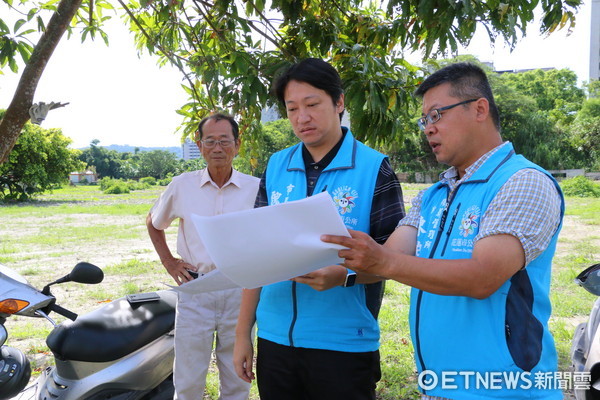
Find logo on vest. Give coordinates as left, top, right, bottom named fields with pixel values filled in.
left=459, top=205, right=480, bottom=237
left=332, top=186, right=358, bottom=215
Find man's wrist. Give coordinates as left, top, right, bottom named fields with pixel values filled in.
left=342, top=269, right=357, bottom=287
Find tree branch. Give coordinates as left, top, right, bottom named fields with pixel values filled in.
left=0, top=0, right=84, bottom=164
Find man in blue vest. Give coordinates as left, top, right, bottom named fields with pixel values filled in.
left=233, top=58, right=405, bottom=400
left=323, top=62, right=565, bottom=400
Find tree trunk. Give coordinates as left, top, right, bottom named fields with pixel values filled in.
left=0, top=0, right=83, bottom=164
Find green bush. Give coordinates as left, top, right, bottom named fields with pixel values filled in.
left=560, top=176, right=600, bottom=197
left=103, top=182, right=130, bottom=194
left=140, top=176, right=157, bottom=186
left=158, top=177, right=172, bottom=186
left=99, top=178, right=152, bottom=193
left=126, top=180, right=150, bottom=191
left=99, top=177, right=116, bottom=191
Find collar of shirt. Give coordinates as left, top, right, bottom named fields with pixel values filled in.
left=301, top=128, right=347, bottom=196
left=439, top=141, right=510, bottom=192
left=199, top=168, right=242, bottom=189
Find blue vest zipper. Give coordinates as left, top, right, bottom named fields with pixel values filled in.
left=414, top=187, right=460, bottom=387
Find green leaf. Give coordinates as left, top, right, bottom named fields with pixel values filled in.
left=16, top=43, right=31, bottom=63
left=13, top=19, right=26, bottom=32
left=0, top=19, right=9, bottom=33
left=8, top=56, right=17, bottom=73
left=16, top=28, right=36, bottom=37
left=36, top=15, right=45, bottom=32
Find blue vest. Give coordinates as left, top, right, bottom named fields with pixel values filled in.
left=256, top=130, right=386, bottom=352
left=411, top=143, right=564, bottom=399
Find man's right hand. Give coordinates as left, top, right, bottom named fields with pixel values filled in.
left=233, top=335, right=255, bottom=383
left=163, top=258, right=198, bottom=285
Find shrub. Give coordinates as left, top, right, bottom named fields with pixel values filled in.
left=99, top=177, right=116, bottom=191
left=140, top=176, right=157, bottom=186
left=103, top=182, right=130, bottom=194
left=158, top=177, right=172, bottom=186
left=560, top=176, right=600, bottom=198
left=126, top=180, right=150, bottom=191
left=99, top=178, right=152, bottom=193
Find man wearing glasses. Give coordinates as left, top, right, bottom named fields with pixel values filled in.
left=323, top=63, right=564, bottom=400
left=147, top=112, right=259, bottom=400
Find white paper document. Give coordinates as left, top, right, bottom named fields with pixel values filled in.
left=174, top=192, right=350, bottom=294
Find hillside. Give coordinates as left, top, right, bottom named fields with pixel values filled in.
left=78, top=144, right=183, bottom=158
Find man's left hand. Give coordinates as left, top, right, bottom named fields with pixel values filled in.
left=291, top=265, right=347, bottom=291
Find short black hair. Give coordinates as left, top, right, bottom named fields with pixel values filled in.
left=415, top=62, right=500, bottom=131
left=197, top=112, right=239, bottom=140
left=273, top=58, right=344, bottom=120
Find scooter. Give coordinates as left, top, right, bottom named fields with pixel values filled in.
left=0, top=261, right=176, bottom=399
left=571, top=263, right=600, bottom=399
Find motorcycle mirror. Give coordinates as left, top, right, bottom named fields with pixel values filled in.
left=42, top=262, right=104, bottom=295
left=0, top=325, right=6, bottom=347
left=575, top=263, right=600, bottom=296
left=68, top=262, right=104, bottom=284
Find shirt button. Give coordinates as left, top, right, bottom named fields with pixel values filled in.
left=313, top=165, right=319, bottom=170
left=309, top=181, right=314, bottom=186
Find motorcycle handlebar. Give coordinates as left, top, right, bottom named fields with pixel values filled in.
left=48, top=303, right=78, bottom=321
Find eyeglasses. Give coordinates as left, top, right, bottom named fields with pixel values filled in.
left=417, top=98, right=478, bottom=131
left=201, top=139, right=235, bottom=148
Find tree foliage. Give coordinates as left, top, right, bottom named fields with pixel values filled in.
left=0, top=110, right=84, bottom=201
left=234, top=118, right=297, bottom=176
left=386, top=61, right=593, bottom=173
left=0, top=0, right=582, bottom=163
left=122, top=0, right=580, bottom=145
left=500, top=68, right=585, bottom=126
left=568, top=98, right=600, bottom=170
left=78, top=139, right=125, bottom=178
left=137, top=149, right=179, bottom=178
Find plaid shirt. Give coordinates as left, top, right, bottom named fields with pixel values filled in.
left=400, top=142, right=562, bottom=265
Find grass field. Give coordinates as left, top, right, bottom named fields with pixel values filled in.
left=1, top=183, right=599, bottom=399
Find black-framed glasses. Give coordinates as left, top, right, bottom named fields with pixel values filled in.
left=201, top=139, right=235, bottom=148
left=417, top=98, right=478, bottom=131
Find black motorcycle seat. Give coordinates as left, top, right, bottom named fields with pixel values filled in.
left=46, top=290, right=177, bottom=363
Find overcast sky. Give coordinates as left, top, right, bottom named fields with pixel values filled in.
left=0, top=1, right=593, bottom=149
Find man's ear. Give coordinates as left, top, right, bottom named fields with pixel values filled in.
left=195, top=130, right=202, bottom=149
left=336, top=93, right=345, bottom=114
left=474, top=98, right=490, bottom=122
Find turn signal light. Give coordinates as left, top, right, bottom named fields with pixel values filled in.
left=0, top=299, right=30, bottom=314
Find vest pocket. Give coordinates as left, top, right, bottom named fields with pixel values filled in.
left=505, top=269, right=543, bottom=371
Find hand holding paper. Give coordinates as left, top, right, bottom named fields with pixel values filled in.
left=174, top=192, right=350, bottom=294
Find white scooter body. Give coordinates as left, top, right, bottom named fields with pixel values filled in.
left=0, top=263, right=176, bottom=400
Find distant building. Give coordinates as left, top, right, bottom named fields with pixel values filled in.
left=591, top=0, right=600, bottom=81
left=69, top=171, right=97, bottom=184
left=182, top=138, right=201, bottom=161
